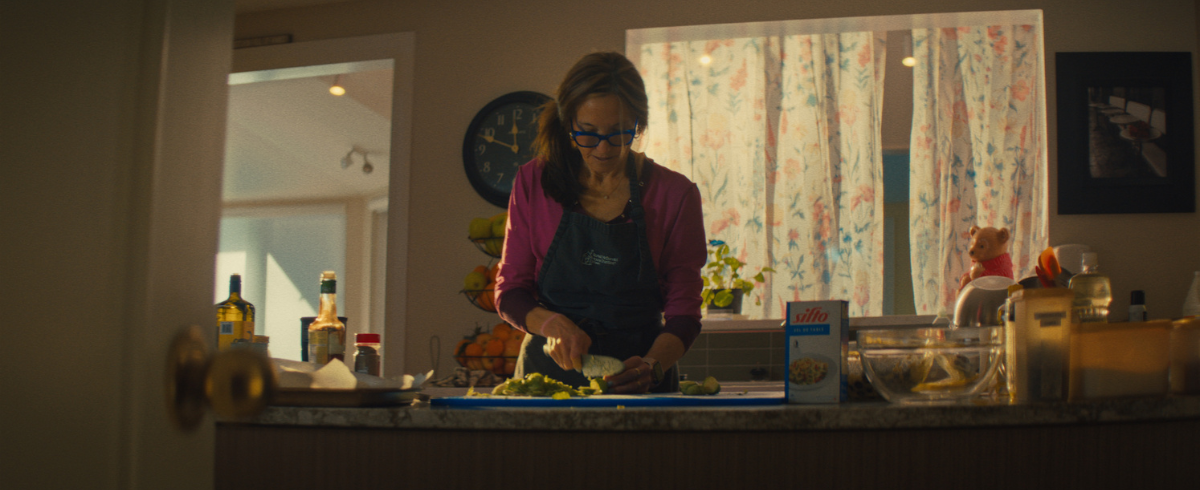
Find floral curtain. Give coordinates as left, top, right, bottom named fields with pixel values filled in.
left=637, top=32, right=887, bottom=318
left=909, top=25, right=1047, bottom=314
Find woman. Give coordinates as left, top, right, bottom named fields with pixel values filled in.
left=494, top=52, right=707, bottom=394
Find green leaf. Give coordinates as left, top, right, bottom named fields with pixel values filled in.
left=714, top=289, right=734, bottom=307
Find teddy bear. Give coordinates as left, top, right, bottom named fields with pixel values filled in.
left=958, top=225, right=1014, bottom=290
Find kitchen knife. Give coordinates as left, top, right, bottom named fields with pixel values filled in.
left=581, top=354, right=625, bottom=378
left=542, top=345, right=625, bottom=377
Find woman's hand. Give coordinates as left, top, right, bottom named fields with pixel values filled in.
left=539, top=314, right=590, bottom=371
left=604, top=356, right=655, bottom=394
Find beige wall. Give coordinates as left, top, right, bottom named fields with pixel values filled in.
left=235, top=0, right=1200, bottom=375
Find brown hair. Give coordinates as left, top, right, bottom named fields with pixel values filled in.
left=535, top=51, right=649, bottom=205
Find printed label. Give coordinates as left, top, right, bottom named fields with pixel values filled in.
left=309, top=330, right=329, bottom=363
left=582, top=249, right=619, bottom=266
left=220, top=322, right=234, bottom=335
left=1035, top=312, right=1066, bottom=327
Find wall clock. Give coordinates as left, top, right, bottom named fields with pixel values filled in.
left=462, top=91, right=551, bottom=208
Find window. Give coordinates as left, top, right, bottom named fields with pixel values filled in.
left=628, top=10, right=1048, bottom=319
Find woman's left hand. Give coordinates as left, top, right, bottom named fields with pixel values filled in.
left=604, top=356, right=655, bottom=394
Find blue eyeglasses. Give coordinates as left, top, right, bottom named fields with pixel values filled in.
left=569, top=119, right=639, bottom=148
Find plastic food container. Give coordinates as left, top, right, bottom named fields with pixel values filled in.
left=1171, top=318, right=1200, bottom=395
left=1069, top=320, right=1171, bottom=400
left=1007, top=288, right=1073, bottom=402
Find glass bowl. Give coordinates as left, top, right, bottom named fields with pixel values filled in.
left=857, top=326, right=1003, bottom=405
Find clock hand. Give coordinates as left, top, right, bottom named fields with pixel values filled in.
left=481, top=134, right=518, bottom=153
left=510, top=120, right=521, bottom=154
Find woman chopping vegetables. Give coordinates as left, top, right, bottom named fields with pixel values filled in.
left=493, top=52, right=707, bottom=394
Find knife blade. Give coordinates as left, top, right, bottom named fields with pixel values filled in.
left=542, top=344, right=625, bottom=377
left=581, top=354, right=625, bottom=378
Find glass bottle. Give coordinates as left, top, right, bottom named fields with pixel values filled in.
left=1128, top=290, right=1147, bottom=322
left=1069, top=252, right=1111, bottom=323
left=308, top=271, right=346, bottom=364
left=1183, top=271, right=1200, bottom=318
left=216, top=274, right=256, bottom=351
left=354, top=333, right=382, bottom=376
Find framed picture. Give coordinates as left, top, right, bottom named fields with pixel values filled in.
left=1056, top=52, right=1194, bottom=214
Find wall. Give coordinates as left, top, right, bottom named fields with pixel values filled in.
left=234, top=0, right=1200, bottom=376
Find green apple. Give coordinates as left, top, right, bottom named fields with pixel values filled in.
left=490, top=212, right=507, bottom=238
left=469, top=218, right=493, bottom=239
left=463, top=271, right=487, bottom=291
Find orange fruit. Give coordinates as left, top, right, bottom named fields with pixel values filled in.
left=463, top=342, right=484, bottom=370
left=492, top=322, right=513, bottom=341
left=511, top=329, right=525, bottom=341
left=476, top=282, right=497, bottom=312
left=492, top=357, right=506, bottom=375
left=504, top=359, right=516, bottom=375
left=472, top=265, right=488, bottom=275
left=474, top=333, right=493, bottom=345
left=454, top=338, right=472, bottom=367
left=485, top=338, right=505, bottom=357
left=487, top=263, right=501, bottom=282
left=503, top=337, right=521, bottom=357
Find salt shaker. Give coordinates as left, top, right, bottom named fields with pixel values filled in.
left=354, top=333, right=382, bottom=376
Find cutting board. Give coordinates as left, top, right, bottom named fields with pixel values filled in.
left=431, top=391, right=784, bottom=408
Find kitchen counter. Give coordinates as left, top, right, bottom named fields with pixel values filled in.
left=217, top=388, right=1200, bottom=489
left=245, top=387, right=1200, bottom=432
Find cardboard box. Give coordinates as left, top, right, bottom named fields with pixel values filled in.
left=785, top=300, right=849, bottom=404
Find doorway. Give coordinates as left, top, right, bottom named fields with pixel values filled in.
left=219, top=33, right=414, bottom=373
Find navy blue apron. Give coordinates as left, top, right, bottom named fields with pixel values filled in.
left=515, top=156, right=679, bottom=392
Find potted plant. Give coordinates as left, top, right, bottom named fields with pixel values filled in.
left=701, top=240, right=774, bottom=314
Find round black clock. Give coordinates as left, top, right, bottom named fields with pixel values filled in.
left=462, top=91, right=551, bottom=208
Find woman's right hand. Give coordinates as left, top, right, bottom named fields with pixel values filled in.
left=535, top=312, right=591, bottom=371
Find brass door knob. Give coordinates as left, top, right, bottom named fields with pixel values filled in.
left=166, top=325, right=276, bottom=431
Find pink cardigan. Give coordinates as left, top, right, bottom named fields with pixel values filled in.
left=494, top=155, right=707, bottom=349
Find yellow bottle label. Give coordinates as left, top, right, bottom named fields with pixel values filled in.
left=309, top=330, right=330, bottom=364
left=218, top=321, right=252, bottom=351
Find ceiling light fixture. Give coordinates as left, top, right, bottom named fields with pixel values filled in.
left=329, top=75, right=346, bottom=96
left=340, top=147, right=375, bottom=175
left=902, top=34, right=916, bottom=67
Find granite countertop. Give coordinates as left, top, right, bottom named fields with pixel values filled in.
left=238, top=384, right=1200, bottom=432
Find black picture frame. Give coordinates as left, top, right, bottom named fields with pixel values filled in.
left=1056, top=52, right=1194, bottom=214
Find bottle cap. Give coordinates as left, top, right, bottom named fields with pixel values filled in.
left=1081, top=252, right=1098, bottom=269
left=1130, top=290, right=1145, bottom=305
left=356, top=333, right=380, bottom=344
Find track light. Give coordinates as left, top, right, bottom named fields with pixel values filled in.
left=329, top=75, right=346, bottom=96
left=340, top=147, right=375, bottom=175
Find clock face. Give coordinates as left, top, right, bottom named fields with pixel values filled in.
left=463, top=91, right=551, bottom=208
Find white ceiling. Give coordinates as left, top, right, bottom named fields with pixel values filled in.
left=223, top=67, right=393, bottom=203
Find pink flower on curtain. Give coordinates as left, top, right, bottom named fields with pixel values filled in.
left=850, top=185, right=875, bottom=211
left=704, top=39, right=734, bottom=55
left=1011, top=79, right=1030, bottom=102
left=948, top=198, right=961, bottom=213
left=783, top=157, right=800, bottom=177
left=942, top=27, right=959, bottom=39
left=853, top=271, right=870, bottom=308
left=835, top=104, right=859, bottom=126
left=992, top=35, right=1009, bottom=56
left=710, top=208, right=741, bottom=235
left=987, top=26, right=1003, bottom=39
left=858, top=45, right=872, bottom=68
left=730, top=61, right=748, bottom=91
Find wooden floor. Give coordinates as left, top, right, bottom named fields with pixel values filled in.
left=218, top=419, right=1200, bottom=489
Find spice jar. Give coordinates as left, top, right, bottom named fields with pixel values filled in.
left=354, top=333, right=382, bottom=376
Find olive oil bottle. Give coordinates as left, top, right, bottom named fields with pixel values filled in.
left=216, top=274, right=256, bottom=350
left=308, top=271, right=346, bottom=364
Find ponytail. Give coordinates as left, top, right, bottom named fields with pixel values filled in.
left=535, top=99, right=584, bottom=205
